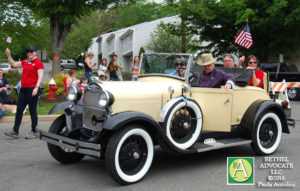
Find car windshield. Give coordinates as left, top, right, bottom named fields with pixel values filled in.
left=0, top=64, right=9, bottom=68
left=139, top=53, right=191, bottom=79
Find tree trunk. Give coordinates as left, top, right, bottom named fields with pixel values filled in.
left=50, top=16, right=71, bottom=76
left=181, top=20, right=186, bottom=53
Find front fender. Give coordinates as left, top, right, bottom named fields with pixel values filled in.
left=102, top=111, right=160, bottom=131
left=241, top=100, right=289, bottom=134
left=49, top=101, right=73, bottom=114
left=102, top=111, right=193, bottom=154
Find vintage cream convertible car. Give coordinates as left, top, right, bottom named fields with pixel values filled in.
left=40, top=53, right=294, bottom=185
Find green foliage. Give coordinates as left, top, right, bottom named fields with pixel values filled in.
left=61, top=1, right=178, bottom=59
left=178, top=0, right=300, bottom=61
left=43, top=73, right=67, bottom=97
left=54, top=73, right=68, bottom=96
left=146, top=23, right=188, bottom=53
left=0, top=2, right=50, bottom=61
left=104, top=1, right=179, bottom=31
left=4, top=71, right=21, bottom=86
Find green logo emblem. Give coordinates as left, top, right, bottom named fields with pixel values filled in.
left=227, top=157, right=254, bottom=185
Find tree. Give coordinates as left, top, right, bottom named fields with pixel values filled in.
left=0, top=1, right=50, bottom=61
left=62, top=1, right=178, bottom=60
left=18, top=0, right=126, bottom=76
left=145, top=23, right=186, bottom=53
left=177, top=0, right=300, bottom=61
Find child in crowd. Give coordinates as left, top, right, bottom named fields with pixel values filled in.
left=98, top=71, right=108, bottom=81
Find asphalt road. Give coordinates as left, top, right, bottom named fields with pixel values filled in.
left=0, top=102, right=299, bottom=191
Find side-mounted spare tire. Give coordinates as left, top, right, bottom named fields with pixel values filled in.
left=47, top=114, right=85, bottom=164
left=164, top=99, right=203, bottom=150
left=251, top=111, right=282, bottom=155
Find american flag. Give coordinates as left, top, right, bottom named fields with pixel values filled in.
left=234, top=23, right=253, bottom=49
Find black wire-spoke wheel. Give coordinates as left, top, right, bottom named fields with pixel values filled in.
left=165, top=100, right=202, bottom=150
left=251, top=111, right=282, bottom=155
left=119, top=135, right=148, bottom=175
left=105, top=125, right=154, bottom=185
left=259, top=119, right=278, bottom=148
left=170, top=107, right=197, bottom=143
left=47, top=114, right=85, bottom=164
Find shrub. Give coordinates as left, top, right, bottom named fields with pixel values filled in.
left=4, top=71, right=21, bottom=86
left=43, top=72, right=68, bottom=96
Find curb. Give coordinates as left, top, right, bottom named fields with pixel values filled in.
left=0, top=114, right=61, bottom=123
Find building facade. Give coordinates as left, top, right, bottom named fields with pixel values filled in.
left=87, top=16, right=181, bottom=72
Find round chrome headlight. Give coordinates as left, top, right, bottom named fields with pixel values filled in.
left=98, top=90, right=114, bottom=107
left=67, top=86, right=82, bottom=102
left=98, top=91, right=108, bottom=107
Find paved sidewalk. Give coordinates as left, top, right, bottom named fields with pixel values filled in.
left=0, top=114, right=60, bottom=123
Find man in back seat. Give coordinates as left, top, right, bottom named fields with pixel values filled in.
left=223, top=54, right=245, bottom=68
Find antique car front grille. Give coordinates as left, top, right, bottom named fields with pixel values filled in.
left=83, top=86, right=106, bottom=132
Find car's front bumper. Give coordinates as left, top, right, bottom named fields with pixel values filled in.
left=39, top=130, right=101, bottom=158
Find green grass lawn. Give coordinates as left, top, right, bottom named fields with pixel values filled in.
left=5, top=102, right=64, bottom=116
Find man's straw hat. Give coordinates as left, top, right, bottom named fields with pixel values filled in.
left=197, top=53, right=216, bottom=66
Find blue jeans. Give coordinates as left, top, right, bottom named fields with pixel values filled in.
left=132, top=77, right=138, bottom=81
left=0, top=108, right=5, bottom=118
left=13, top=87, right=39, bottom=133
left=85, top=71, right=92, bottom=83
left=0, top=90, right=7, bottom=104
left=110, top=77, right=120, bottom=81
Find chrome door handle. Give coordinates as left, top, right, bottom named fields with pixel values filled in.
left=224, top=98, right=230, bottom=104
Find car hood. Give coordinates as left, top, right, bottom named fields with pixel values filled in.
left=101, top=81, right=183, bottom=120
left=102, top=81, right=182, bottom=98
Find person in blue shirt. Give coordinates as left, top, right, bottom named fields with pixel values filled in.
left=0, top=96, right=5, bottom=118
left=0, top=69, right=9, bottom=104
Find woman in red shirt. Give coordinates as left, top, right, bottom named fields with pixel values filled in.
left=5, top=46, right=44, bottom=139
left=245, top=55, right=264, bottom=87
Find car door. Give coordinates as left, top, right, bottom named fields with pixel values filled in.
left=190, top=87, right=233, bottom=132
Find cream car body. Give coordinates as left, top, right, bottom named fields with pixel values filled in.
left=40, top=53, right=294, bottom=185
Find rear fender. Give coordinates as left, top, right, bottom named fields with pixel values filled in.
left=241, top=100, right=289, bottom=134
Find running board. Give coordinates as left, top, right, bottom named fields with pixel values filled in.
left=193, top=138, right=252, bottom=153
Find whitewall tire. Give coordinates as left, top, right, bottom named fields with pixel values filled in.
left=165, top=100, right=202, bottom=150
left=105, top=125, right=154, bottom=185
left=251, top=112, right=282, bottom=155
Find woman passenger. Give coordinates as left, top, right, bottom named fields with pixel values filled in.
left=245, top=55, right=264, bottom=87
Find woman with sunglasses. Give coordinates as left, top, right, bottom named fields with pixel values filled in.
left=170, top=59, right=186, bottom=78
left=245, top=55, right=264, bottom=87
left=5, top=46, right=44, bottom=139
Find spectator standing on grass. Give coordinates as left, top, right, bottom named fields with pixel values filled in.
left=132, top=56, right=139, bottom=81
left=0, top=68, right=9, bottom=104
left=5, top=46, right=44, bottom=139
left=113, top=55, right=124, bottom=80
left=84, top=52, right=97, bottom=82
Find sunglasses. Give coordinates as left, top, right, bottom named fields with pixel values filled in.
left=248, top=62, right=257, bottom=64
left=176, top=63, right=185, bottom=67
left=27, top=51, right=35, bottom=53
